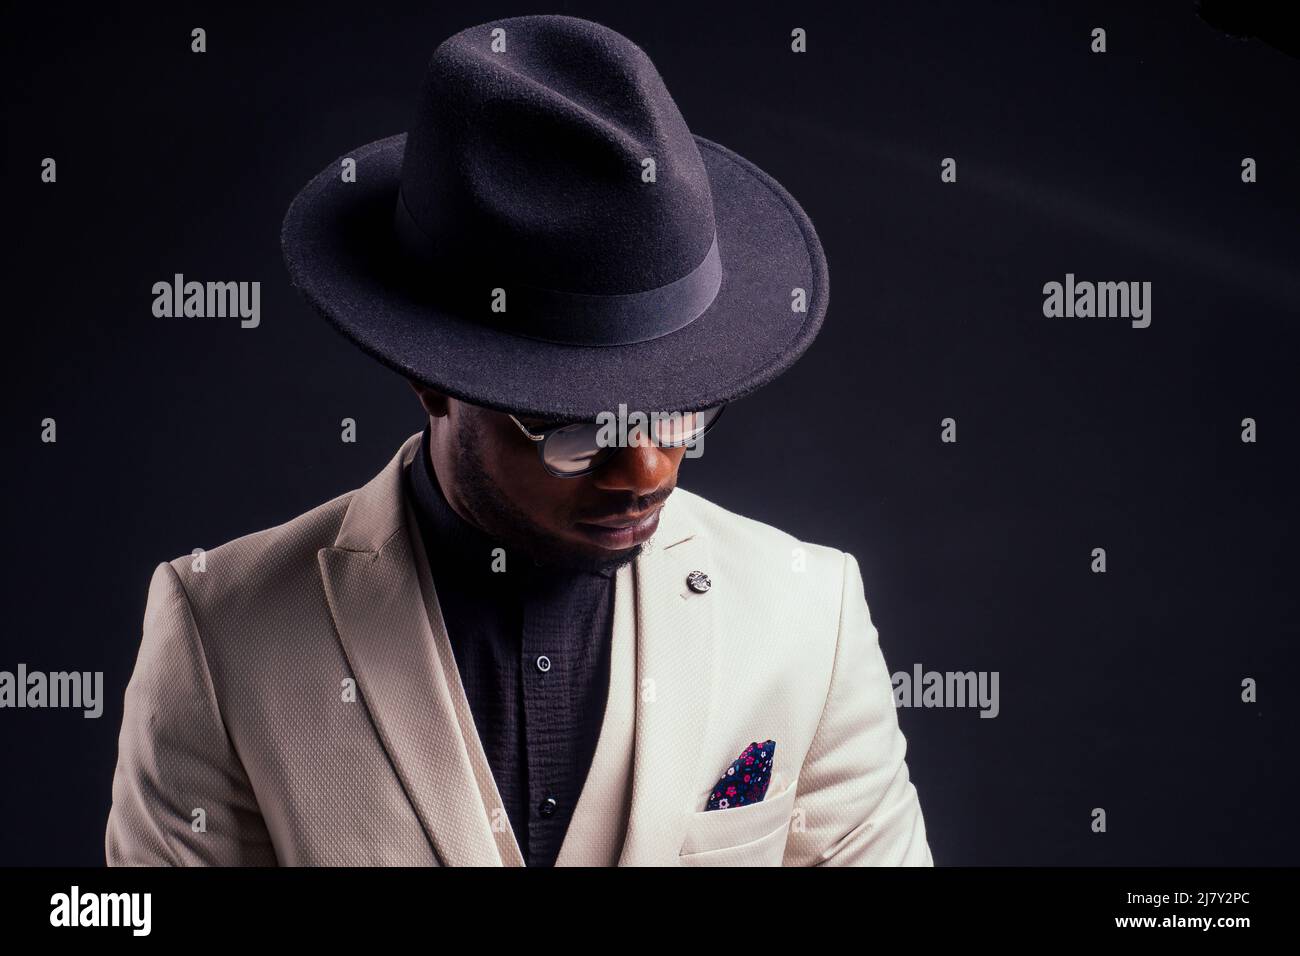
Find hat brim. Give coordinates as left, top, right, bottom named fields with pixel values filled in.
left=280, top=132, right=828, bottom=420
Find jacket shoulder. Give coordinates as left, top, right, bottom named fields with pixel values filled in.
left=669, top=487, right=847, bottom=590
left=163, top=488, right=356, bottom=609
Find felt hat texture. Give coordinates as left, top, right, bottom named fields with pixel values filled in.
left=281, top=14, right=829, bottom=419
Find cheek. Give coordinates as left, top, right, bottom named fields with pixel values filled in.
left=482, top=436, right=581, bottom=518
left=654, top=447, right=689, bottom=482
left=484, top=436, right=536, bottom=489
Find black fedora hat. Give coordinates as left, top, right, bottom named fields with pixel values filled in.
left=281, top=14, right=828, bottom=420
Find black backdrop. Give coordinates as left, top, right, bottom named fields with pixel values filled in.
left=2, top=0, right=1296, bottom=866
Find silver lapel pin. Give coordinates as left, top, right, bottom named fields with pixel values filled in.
left=686, top=570, right=712, bottom=594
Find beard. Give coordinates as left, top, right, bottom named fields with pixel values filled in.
left=450, top=418, right=648, bottom=573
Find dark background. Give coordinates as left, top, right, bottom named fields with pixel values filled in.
left=2, top=0, right=1297, bottom=866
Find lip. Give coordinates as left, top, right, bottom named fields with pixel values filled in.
left=574, top=508, right=661, bottom=549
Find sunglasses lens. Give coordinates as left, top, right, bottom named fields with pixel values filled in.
left=652, top=406, right=723, bottom=446
left=542, top=423, right=613, bottom=475
left=536, top=405, right=725, bottom=476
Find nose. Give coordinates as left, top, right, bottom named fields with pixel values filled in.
left=589, top=434, right=678, bottom=499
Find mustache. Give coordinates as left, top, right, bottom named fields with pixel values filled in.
left=576, top=485, right=674, bottom=522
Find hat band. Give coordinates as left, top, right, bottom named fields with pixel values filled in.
left=394, top=191, right=722, bottom=347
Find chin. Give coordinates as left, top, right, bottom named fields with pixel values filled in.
left=548, top=538, right=644, bottom=573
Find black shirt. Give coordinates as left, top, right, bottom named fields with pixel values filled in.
left=403, top=427, right=614, bottom=866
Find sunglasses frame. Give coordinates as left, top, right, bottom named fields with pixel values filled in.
left=507, top=405, right=727, bottom=478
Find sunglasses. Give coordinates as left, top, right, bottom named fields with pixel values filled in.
left=507, top=405, right=726, bottom=477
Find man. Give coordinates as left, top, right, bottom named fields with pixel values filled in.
left=106, top=14, right=933, bottom=866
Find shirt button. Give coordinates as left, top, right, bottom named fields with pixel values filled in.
left=535, top=654, right=552, bottom=673
left=539, top=797, right=557, bottom=818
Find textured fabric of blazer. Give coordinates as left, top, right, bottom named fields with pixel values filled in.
left=106, top=432, right=934, bottom=866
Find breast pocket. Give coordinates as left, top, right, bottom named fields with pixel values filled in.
left=678, top=773, right=799, bottom=866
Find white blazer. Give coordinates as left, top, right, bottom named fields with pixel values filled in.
left=106, top=431, right=934, bottom=866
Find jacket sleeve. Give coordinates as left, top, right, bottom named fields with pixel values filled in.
left=106, top=562, right=276, bottom=865
left=782, top=551, right=934, bottom=866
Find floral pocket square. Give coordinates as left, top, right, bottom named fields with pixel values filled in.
left=705, top=740, right=775, bottom=811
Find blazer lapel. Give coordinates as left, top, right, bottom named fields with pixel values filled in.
left=554, top=560, right=638, bottom=865
left=315, top=433, right=719, bottom=867
left=401, top=492, right=526, bottom=867
left=617, top=493, right=718, bottom=865
left=317, top=433, right=505, bottom=867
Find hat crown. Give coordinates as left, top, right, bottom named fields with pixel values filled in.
left=398, top=15, right=716, bottom=295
